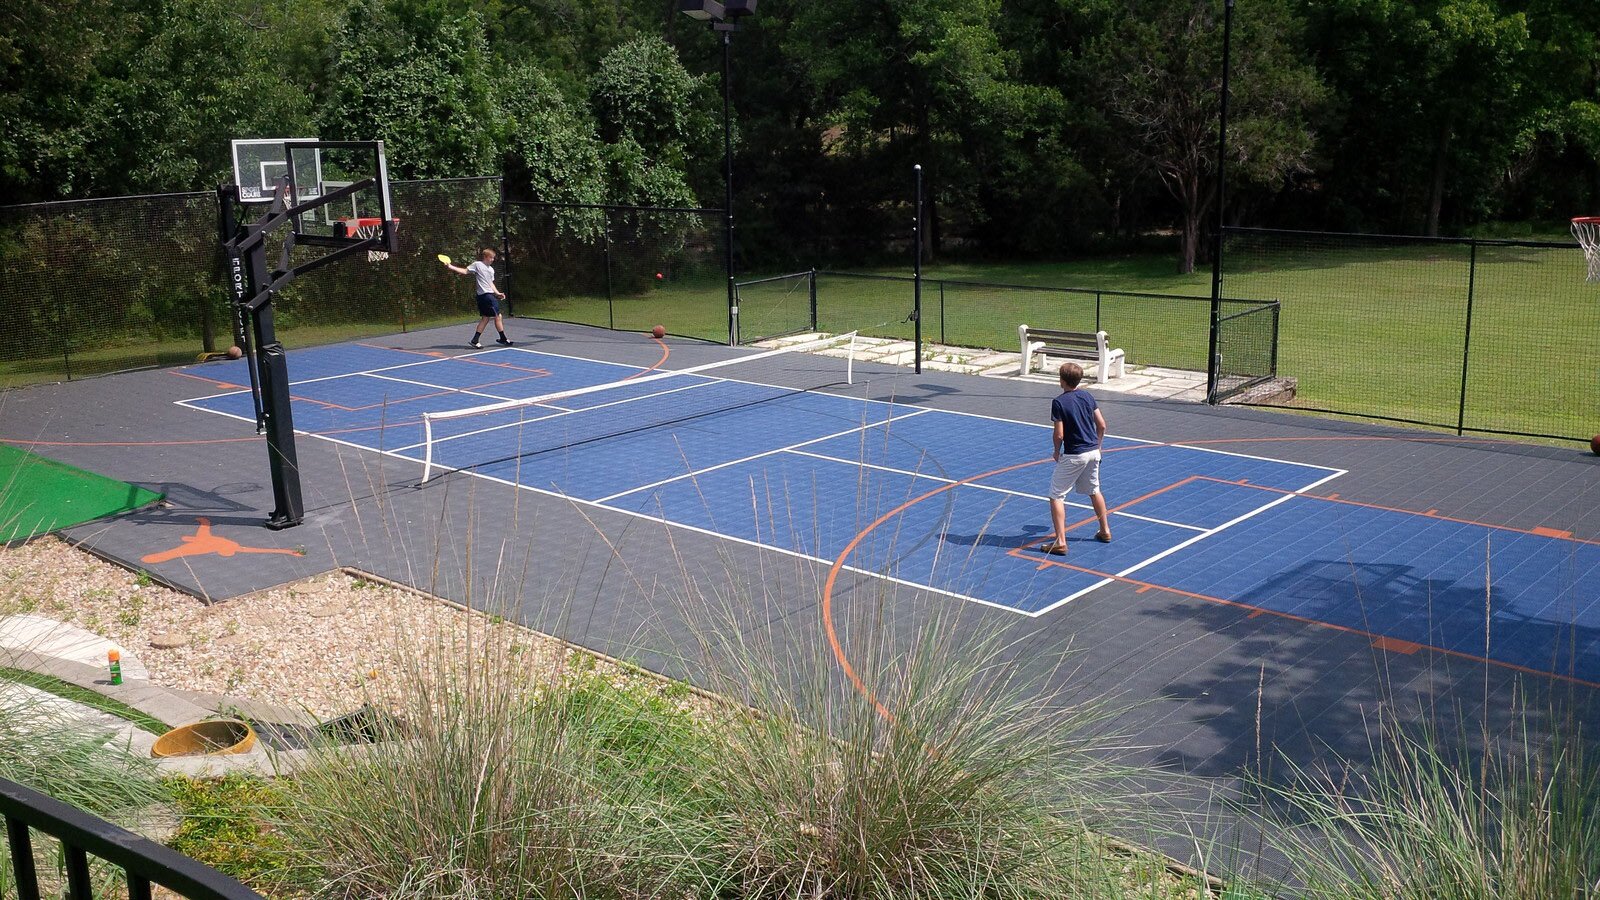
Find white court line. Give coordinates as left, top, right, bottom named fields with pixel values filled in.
left=177, top=342, right=1350, bottom=618
left=1165, top=440, right=1344, bottom=473
left=1025, top=467, right=1349, bottom=618
left=181, top=400, right=1013, bottom=613
left=594, top=410, right=929, bottom=504
left=783, top=448, right=1208, bottom=533
left=174, top=344, right=624, bottom=402
left=390, top=378, right=722, bottom=454
left=365, top=372, right=515, bottom=402
left=491, top=344, right=1342, bottom=474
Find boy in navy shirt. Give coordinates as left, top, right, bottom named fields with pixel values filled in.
left=1044, top=362, right=1111, bottom=555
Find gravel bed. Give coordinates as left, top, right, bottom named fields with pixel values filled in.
left=0, top=536, right=702, bottom=721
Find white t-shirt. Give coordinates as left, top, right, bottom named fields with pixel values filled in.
left=467, top=260, right=497, bottom=295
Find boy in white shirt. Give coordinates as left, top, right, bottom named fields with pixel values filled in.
left=444, top=248, right=510, bottom=348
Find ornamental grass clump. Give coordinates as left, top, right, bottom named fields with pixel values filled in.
left=1261, top=707, right=1600, bottom=900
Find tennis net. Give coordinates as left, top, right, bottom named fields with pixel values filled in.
left=418, top=332, right=861, bottom=483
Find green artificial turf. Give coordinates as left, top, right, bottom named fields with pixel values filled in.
left=0, top=445, right=164, bottom=543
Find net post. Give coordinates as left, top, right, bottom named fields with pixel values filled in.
left=809, top=268, right=818, bottom=331
left=845, top=330, right=858, bottom=385
left=421, top=414, right=436, bottom=483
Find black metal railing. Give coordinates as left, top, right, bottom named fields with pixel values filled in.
left=1221, top=226, right=1596, bottom=442
left=1, top=776, right=263, bottom=900
left=803, top=271, right=1279, bottom=392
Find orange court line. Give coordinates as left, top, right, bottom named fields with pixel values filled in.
left=822, top=456, right=1054, bottom=722
left=1019, top=551, right=1600, bottom=691
left=1175, top=474, right=1600, bottom=548
left=621, top=336, right=671, bottom=381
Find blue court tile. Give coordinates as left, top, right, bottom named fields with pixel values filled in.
left=429, top=386, right=916, bottom=501
left=1136, top=496, right=1600, bottom=682
left=978, top=444, right=1331, bottom=513
left=539, top=374, right=721, bottom=411
left=802, top=411, right=1142, bottom=482
left=604, top=450, right=936, bottom=560
left=886, top=483, right=1200, bottom=613
left=286, top=343, right=424, bottom=381
left=285, top=374, right=453, bottom=409
left=1114, top=476, right=1299, bottom=531
left=606, top=452, right=1195, bottom=614
left=378, top=356, right=557, bottom=394
left=467, top=348, right=642, bottom=395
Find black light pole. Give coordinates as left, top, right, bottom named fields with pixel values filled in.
left=681, top=0, right=756, bottom=346
left=1206, top=0, right=1235, bottom=404
left=912, top=164, right=923, bottom=375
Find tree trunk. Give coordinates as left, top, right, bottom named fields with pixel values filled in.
left=1180, top=207, right=1201, bottom=274
left=1426, top=123, right=1452, bottom=237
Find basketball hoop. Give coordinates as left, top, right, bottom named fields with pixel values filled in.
left=1571, top=217, right=1600, bottom=283
left=340, top=217, right=399, bottom=262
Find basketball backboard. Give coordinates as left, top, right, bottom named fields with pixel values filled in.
left=283, top=140, right=395, bottom=248
left=231, top=138, right=323, bottom=205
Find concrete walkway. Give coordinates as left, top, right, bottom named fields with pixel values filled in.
left=759, top=332, right=1208, bottom=402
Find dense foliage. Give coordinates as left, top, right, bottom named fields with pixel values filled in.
left=2, top=0, right=1597, bottom=267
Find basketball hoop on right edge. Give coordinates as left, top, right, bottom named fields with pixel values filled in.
left=1571, top=217, right=1600, bottom=283
left=339, top=217, right=400, bottom=262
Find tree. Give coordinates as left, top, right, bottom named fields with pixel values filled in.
left=588, top=36, right=716, bottom=208
left=1088, top=0, right=1323, bottom=272
left=0, top=0, right=123, bottom=201
left=1306, top=0, right=1530, bottom=234
left=500, top=65, right=607, bottom=207
left=782, top=0, right=1063, bottom=259
left=84, top=0, right=313, bottom=195
left=321, top=0, right=498, bottom=179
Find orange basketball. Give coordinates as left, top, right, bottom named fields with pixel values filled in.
left=1591, top=434, right=1600, bottom=456
left=651, top=325, right=666, bottom=339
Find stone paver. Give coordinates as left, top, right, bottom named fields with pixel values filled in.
left=760, top=333, right=1208, bottom=401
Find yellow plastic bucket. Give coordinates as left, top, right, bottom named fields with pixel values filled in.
left=151, top=719, right=257, bottom=758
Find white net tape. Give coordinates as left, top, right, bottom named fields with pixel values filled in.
left=419, top=331, right=860, bottom=483
left=1572, top=218, right=1600, bottom=283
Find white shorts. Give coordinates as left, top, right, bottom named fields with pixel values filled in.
left=1049, top=449, right=1102, bottom=500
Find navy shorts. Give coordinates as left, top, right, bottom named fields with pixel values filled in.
left=475, top=293, right=499, bottom=317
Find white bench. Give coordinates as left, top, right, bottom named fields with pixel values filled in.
left=1018, top=324, right=1125, bottom=383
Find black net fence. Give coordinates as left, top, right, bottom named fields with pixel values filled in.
left=814, top=272, right=924, bottom=343
left=1212, top=300, right=1280, bottom=401
left=1222, top=227, right=1598, bottom=442
left=0, top=192, right=228, bottom=386
left=810, top=272, right=1274, bottom=383
left=735, top=271, right=816, bottom=343
left=270, top=176, right=504, bottom=346
left=503, top=202, right=727, bottom=343
left=0, top=178, right=504, bottom=387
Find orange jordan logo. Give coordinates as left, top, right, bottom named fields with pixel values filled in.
left=140, top=518, right=304, bottom=564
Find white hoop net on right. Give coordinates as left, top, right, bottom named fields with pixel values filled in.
left=1572, top=217, right=1600, bottom=283
left=352, top=220, right=391, bottom=262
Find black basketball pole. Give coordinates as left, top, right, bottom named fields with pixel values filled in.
left=218, top=184, right=265, bottom=431
left=722, top=29, right=737, bottom=346
left=913, top=164, right=924, bottom=375
left=241, top=227, right=304, bottom=530
left=1206, top=0, right=1236, bottom=404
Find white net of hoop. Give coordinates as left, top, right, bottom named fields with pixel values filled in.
left=350, top=219, right=394, bottom=262
left=1572, top=218, right=1600, bottom=283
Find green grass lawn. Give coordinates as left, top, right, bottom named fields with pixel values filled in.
left=6, top=245, right=1591, bottom=441
left=517, top=247, right=1596, bottom=441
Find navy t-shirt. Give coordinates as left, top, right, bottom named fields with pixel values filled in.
left=1051, top=389, right=1100, bottom=455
